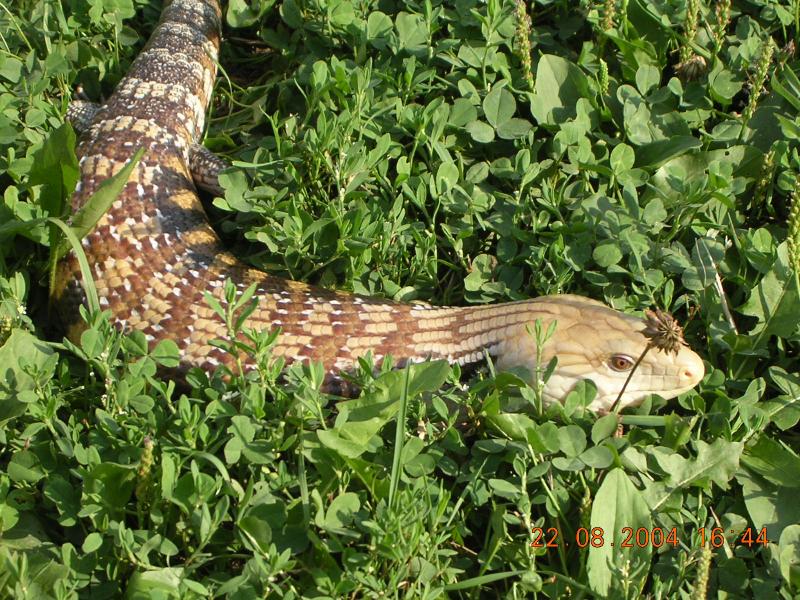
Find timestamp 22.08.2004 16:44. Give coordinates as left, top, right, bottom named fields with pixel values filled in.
left=530, top=526, right=771, bottom=549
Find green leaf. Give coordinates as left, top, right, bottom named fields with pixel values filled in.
left=642, top=198, right=667, bottom=225
left=772, top=67, right=800, bottom=112
left=779, top=525, right=800, bottom=589
left=610, top=143, right=635, bottom=174
left=483, top=87, right=515, bottom=128
left=43, top=476, right=81, bottom=527
left=709, top=64, right=743, bottom=104
left=634, top=137, right=702, bottom=168
left=579, top=446, right=614, bottom=469
left=0, top=329, right=55, bottom=425
left=436, top=161, right=459, bottom=191
left=83, top=462, right=137, bottom=512
left=395, top=12, right=426, bottom=51
left=487, top=413, right=536, bottom=443
left=646, top=439, right=743, bottom=511
left=0, top=55, right=23, bottom=83
left=225, top=415, right=255, bottom=463
left=635, top=64, right=660, bottom=95
left=319, top=361, right=450, bottom=458
left=741, top=437, right=800, bottom=488
left=592, top=414, right=619, bottom=443
left=317, top=428, right=371, bottom=458
left=238, top=503, right=277, bottom=553
left=151, top=339, right=180, bottom=368
left=738, top=469, right=800, bottom=542
left=488, top=478, right=520, bottom=500
left=27, top=123, right=79, bottom=215
left=321, top=492, right=360, bottom=531
left=80, top=327, right=104, bottom=359
left=328, top=0, right=354, bottom=27
left=531, top=55, right=591, bottom=126
left=126, top=567, right=183, bottom=599
left=82, top=532, right=103, bottom=553
left=496, top=118, right=532, bottom=140
left=466, top=120, right=495, bottom=143
left=776, top=114, right=800, bottom=140
left=464, top=253, right=494, bottom=291
left=593, top=243, right=622, bottom=267
left=557, top=425, right=587, bottom=457
left=49, top=218, right=102, bottom=314
left=587, top=469, right=652, bottom=596
left=0, top=503, right=19, bottom=533
left=739, top=243, right=800, bottom=350
left=367, top=12, right=393, bottom=48
left=450, top=98, right=477, bottom=127
left=763, top=367, right=800, bottom=429
left=7, top=450, right=45, bottom=483
left=563, top=379, right=597, bottom=413
left=444, top=570, right=526, bottom=591
left=226, top=0, right=273, bottom=28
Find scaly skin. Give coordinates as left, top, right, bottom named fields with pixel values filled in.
left=54, top=0, right=705, bottom=411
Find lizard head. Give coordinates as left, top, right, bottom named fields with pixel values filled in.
left=495, top=295, right=705, bottom=412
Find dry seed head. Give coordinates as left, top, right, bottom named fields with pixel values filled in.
left=676, top=54, right=708, bottom=81
left=416, top=419, right=427, bottom=440
left=781, top=40, right=796, bottom=61
left=777, top=40, right=796, bottom=70
left=643, top=309, right=687, bottom=355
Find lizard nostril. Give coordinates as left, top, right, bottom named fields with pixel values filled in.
left=683, top=368, right=695, bottom=381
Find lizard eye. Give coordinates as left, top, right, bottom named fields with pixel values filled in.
left=608, top=354, right=635, bottom=372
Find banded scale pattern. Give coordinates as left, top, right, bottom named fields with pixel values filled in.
left=55, top=0, right=705, bottom=411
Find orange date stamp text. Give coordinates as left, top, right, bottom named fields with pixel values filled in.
left=530, top=526, right=770, bottom=549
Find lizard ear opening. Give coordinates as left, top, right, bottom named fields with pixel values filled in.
left=608, top=354, right=635, bottom=372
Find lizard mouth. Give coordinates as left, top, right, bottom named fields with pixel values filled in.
left=541, top=358, right=705, bottom=412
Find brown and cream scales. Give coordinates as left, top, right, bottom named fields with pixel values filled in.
left=55, top=0, right=705, bottom=411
